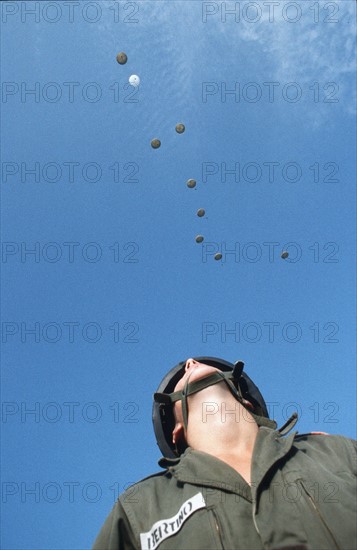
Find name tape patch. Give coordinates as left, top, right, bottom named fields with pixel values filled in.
left=140, top=492, right=206, bottom=550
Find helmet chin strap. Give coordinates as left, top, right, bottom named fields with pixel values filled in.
left=154, top=360, right=277, bottom=433
left=154, top=362, right=246, bottom=431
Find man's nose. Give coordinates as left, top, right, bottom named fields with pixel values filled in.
left=185, top=358, right=198, bottom=372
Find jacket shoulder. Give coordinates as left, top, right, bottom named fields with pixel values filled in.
left=119, top=469, right=172, bottom=506
left=292, top=433, right=356, bottom=473
left=93, top=471, right=171, bottom=549
left=126, top=469, right=168, bottom=486
left=294, top=432, right=356, bottom=445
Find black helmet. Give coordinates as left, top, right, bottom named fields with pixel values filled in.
left=152, top=356, right=271, bottom=458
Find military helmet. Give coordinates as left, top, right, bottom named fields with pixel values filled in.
left=152, top=356, right=270, bottom=458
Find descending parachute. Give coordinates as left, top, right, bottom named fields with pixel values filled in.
left=116, top=52, right=128, bottom=64
left=175, top=123, right=185, bottom=134
left=129, top=75, right=140, bottom=87
left=151, top=139, right=161, bottom=149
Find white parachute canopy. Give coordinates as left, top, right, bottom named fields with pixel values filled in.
left=129, top=74, right=140, bottom=87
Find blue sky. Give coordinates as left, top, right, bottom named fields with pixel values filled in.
left=1, top=1, right=356, bottom=549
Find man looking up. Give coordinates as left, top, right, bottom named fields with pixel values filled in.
left=93, top=356, right=356, bottom=550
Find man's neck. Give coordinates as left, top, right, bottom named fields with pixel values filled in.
left=186, top=388, right=259, bottom=484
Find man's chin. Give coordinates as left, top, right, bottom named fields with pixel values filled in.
left=175, top=365, right=220, bottom=391
left=188, top=365, right=219, bottom=381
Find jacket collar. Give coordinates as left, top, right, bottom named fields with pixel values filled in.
left=158, top=424, right=297, bottom=497
left=251, top=427, right=296, bottom=491
left=165, top=447, right=250, bottom=496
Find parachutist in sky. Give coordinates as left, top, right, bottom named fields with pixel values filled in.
left=175, top=123, right=185, bottom=134
left=187, top=179, right=196, bottom=188
left=129, top=74, right=140, bottom=87
left=116, top=52, right=127, bottom=64
left=151, top=139, right=161, bottom=149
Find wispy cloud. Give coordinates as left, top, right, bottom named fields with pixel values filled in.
left=147, top=0, right=356, bottom=118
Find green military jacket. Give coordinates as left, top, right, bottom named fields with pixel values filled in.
left=93, top=427, right=356, bottom=550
